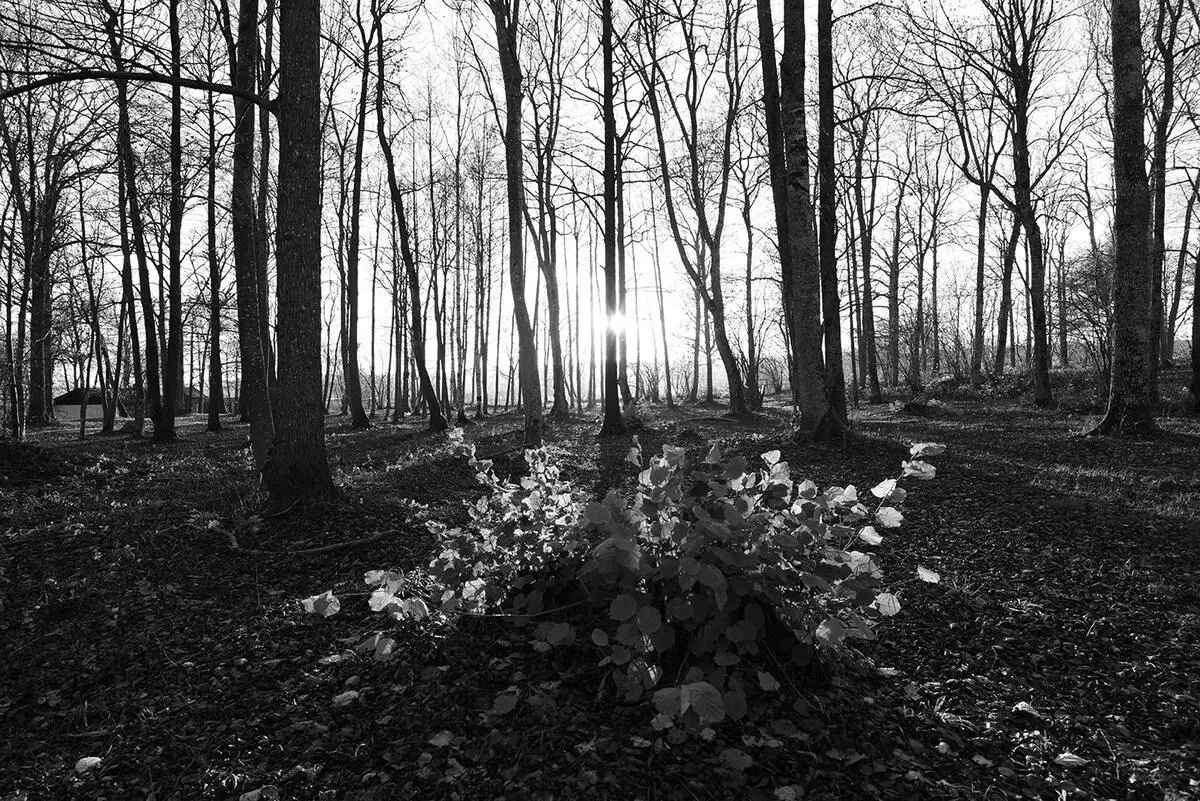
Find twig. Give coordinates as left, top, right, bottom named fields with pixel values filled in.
left=221, top=528, right=386, bottom=556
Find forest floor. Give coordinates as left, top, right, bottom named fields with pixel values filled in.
left=2, top=371, right=1199, bottom=801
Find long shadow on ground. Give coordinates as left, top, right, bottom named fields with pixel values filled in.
left=1, top=401, right=1196, bottom=800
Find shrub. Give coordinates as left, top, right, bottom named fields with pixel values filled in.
left=303, top=433, right=945, bottom=728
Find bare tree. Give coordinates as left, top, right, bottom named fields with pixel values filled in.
left=487, top=0, right=543, bottom=447
left=637, top=0, right=752, bottom=418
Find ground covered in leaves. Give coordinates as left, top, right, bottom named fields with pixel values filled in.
left=2, top=371, right=1198, bottom=801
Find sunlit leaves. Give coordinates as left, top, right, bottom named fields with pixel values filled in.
left=917, top=566, right=941, bottom=583
left=815, top=617, right=846, bottom=646
left=858, top=526, right=883, bottom=545
left=871, top=478, right=897, bottom=499
left=74, top=757, right=102, bottom=775
left=1055, top=752, right=1090, bottom=767
left=874, top=593, right=901, bottom=617
left=875, top=507, right=904, bottom=528
left=301, top=590, right=340, bottom=618
left=902, top=460, right=936, bottom=480
left=335, top=437, right=947, bottom=732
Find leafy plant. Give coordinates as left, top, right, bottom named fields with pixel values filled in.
left=302, top=431, right=945, bottom=727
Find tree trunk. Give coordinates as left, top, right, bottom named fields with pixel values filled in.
left=815, top=0, right=846, bottom=423
left=993, top=215, right=1020, bottom=376
left=970, top=188, right=990, bottom=385
left=263, top=0, right=337, bottom=505
left=372, top=2, right=445, bottom=431
left=341, top=15, right=373, bottom=429
left=1011, top=89, right=1053, bottom=406
left=157, top=0, right=183, bottom=441
left=1165, top=171, right=1197, bottom=365
left=207, top=89, right=224, bottom=430
left=599, top=0, right=625, bottom=436
left=1092, top=0, right=1155, bottom=435
left=852, top=130, right=883, bottom=402
left=231, top=0, right=274, bottom=467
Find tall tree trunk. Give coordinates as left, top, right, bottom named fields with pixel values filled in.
left=117, top=159, right=144, bottom=434
left=257, top=0, right=277, bottom=395
left=970, top=185, right=990, bottom=385
left=1165, top=171, right=1198, bottom=365
left=615, top=152, right=632, bottom=406
left=852, top=132, right=883, bottom=402
left=263, top=0, right=336, bottom=504
left=815, top=0, right=846, bottom=424
left=372, top=2, right=445, bottom=431
left=341, top=14, right=373, bottom=429
left=1148, top=0, right=1183, bottom=386
left=993, top=215, right=1020, bottom=376
left=886, top=174, right=907, bottom=385
left=1191, top=237, right=1200, bottom=411
left=650, top=188, right=674, bottom=408
left=742, top=200, right=758, bottom=409
left=158, top=0, right=183, bottom=441
left=1012, top=91, right=1053, bottom=406
left=105, top=8, right=162, bottom=435
left=599, top=0, right=625, bottom=436
left=231, top=0, right=274, bottom=467
left=1092, top=0, right=1155, bottom=434
left=490, top=0, right=542, bottom=446
left=207, top=90, right=225, bottom=430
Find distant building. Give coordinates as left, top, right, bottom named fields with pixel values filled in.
left=52, top=388, right=108, bottom=421
left=182, top=387, right=219, bottom=413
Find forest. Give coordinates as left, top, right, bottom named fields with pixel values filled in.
left=0, top=0, right=1197, bottom=798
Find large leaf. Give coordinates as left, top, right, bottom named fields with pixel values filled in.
left=652, top=687, right=681, bottom=716
left=546, top=622, right=575, bottom=646
left=301, top=590, right=340, bottom=618
left=870, top=478, right=897, bottom=499
left=368, top=589, right=396, bottom=612
left=902, top=460, right=936, bottom=480
left=815, top=617, right=846, bottom=646
left=609, top=594, right=639, bottom=621
left=680, top=681, right=725, bottom=724
left=875, top=507, right=904, bottom=528
left=636, top=606, right=662, bottom=635
left=874, top=593, right=901, bottom=617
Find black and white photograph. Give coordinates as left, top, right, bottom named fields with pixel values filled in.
left=0, top=0, right=1197, bottom=798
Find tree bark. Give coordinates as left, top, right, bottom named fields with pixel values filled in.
left=231, top=0, right=274, bottom=467
left=816, top=0, right=846, bottom=422
left=263, top=0, right=335, bottom=505
left=1091, top=0, right=1156, bottom=435
left=157, top=0, right=183, bottom=441
left=599, top=0, right=625, bottom=435
left=491, top=1, right=543, bottom=447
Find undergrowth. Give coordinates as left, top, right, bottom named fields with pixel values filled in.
left=304, top=431, right=946, bottom=729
